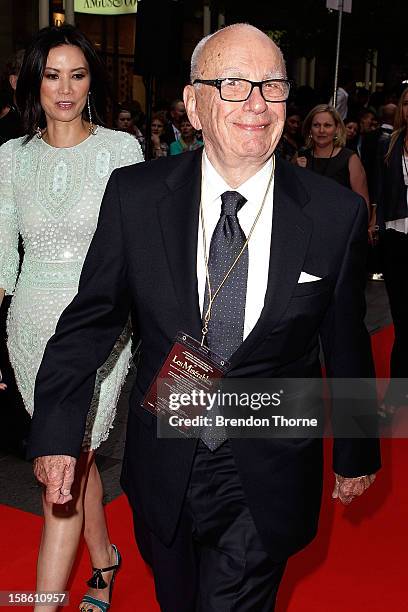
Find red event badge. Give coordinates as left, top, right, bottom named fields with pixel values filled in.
left=142, top=332, right=229, bottom=436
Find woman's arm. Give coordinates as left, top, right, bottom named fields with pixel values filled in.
left=348, top=153, right=374, bottom=220
left=0, top=288, right=6, bottom=389
left=348, top=153, right=370, bottom=210
left=0, top=141, right=20, bottom=298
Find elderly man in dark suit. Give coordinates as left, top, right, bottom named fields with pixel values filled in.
left=28, top=24, right=380, bottom=611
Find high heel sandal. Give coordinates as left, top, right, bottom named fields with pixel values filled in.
left=79, top=544, right=121, bottom=612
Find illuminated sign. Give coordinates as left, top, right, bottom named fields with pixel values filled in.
left=74, top=0, right=138, bottom=15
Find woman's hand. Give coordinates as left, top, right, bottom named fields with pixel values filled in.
left=0, top=368, right=6, bottom=391
left=368, top=206, right=378, bottom=245
left=296, top=156, right=307, bottom=168
left=151, top=133, right=161, bottom=149
left=368, top=224, right=379, bottom=246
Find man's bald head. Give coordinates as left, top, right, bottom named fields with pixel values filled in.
left=381, top=103, right=397, bottom=126
left=184, top=22, right=287, bottom=185
left=190, top=24, right=286, bottom=83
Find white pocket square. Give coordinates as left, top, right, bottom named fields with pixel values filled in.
left=298, top=271, right=322, bottom=283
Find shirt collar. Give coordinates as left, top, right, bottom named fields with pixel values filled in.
left=202, top=150, right=274, bottom=205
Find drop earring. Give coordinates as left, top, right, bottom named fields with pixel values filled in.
left=36, top=127, right=43, bottom=139
left=87, top=92, right=97, bottom=135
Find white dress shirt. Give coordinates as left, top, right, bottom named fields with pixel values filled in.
left=197, top=151, right=275, bottom=341
left=329, top=87, right=348, bottom=121
left=172, top=124, right=181, bottom=141
left=385, top=154, right=408, bottom=234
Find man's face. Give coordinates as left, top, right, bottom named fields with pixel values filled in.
left=184, top=29, right=286, bottom=168
left=171, top=101, right=185, bottom=126
left=286, top=114, right=301, bottom=136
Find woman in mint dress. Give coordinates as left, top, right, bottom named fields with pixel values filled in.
left=0, top=26, right=143, bottom=612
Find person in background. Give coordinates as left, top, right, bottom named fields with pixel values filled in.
left=296, top=105, right=370, bottom=201
left=276, top=105, right=302, bottom=161
left=330, top=67, right=355, bottom=120
left=115, top=103, right=145, bottom=152
left=0, top=48, right=28, bottom=457
left=348, top=86, right=370, bottom=119
left=359, top=104, right=397, bottom=282
left=344, top=117, right=359, bottom=151
left=151, top=112, right=169, bottom=158
left=115, top=106, right=134, bottom=132
left=376, top=88, right=408, bottom=418
left=0, top=49, right=25, bottom=145
left=169, top=114, right=203, bottom=154
left=163, top=98, right=185, bottom=145
left=356, top=109, right=377, bottom=156
left=0, top=25, right=143, bottom=612
left=361, top=103, right=397, bottom=205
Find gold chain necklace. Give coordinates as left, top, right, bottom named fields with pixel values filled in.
left=199, top=154, right=275, bottom=345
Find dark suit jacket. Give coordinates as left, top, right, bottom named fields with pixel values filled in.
left=162, top=122, right=178, bottom=147
left=375, top=131, right=408, bottom=229
left=360, top=126, right=393, bottom=203
left=27, top=150, right=380, bottom=561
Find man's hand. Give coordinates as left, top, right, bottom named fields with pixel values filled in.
left=33, top=455, right=77, bottom=504
left=332, top=473, right=376, bottom=505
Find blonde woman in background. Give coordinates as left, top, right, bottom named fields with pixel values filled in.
left=296, top=105, right=371, bottom=206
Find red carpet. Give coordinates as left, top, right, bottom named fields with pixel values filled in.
left=1, top=324, right=406, bottom=611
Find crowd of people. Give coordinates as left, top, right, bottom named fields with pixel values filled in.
left=0, top=19, right=406, bottom=612
left=113, top=99, right=203, bottom=158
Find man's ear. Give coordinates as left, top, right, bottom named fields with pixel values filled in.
left=183, top=84, right=202, bottom=131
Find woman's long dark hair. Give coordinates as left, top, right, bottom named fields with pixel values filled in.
left=385, top=87, right=408, bottom=165
left=16, top=25, right=111, bottom=142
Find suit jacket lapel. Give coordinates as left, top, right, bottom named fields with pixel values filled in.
left=157, top=150, right=203, bottom=339
left=229, top=158, right=312, bottom=367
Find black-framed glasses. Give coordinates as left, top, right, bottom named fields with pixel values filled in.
left=193, top=77, right=291, bottom=102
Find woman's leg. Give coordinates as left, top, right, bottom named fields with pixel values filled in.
left=34, top=451, right=95, bottom=612
left=79, top=461, right=118, bottom=610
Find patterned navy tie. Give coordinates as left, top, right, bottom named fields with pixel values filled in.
left=201, top=190, right=248, bottom=450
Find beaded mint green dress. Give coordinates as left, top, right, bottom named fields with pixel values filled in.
left=0, top=127, right=143, bottom=449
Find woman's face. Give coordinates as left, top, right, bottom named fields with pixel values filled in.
left=345, top=121, right=358, bottom=140
left=180, top=120, right=194, bottom=139
left=117, top=111, right=133, bottom=131
left=402, top=92, right=408, bottom=124
left=40, top=44, right=91, bottom=125
left=310, top=111, right=338, bottom=147
left=285, top=114, right=301, bottom=136
left=151, top=119, right=164, bottom=135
